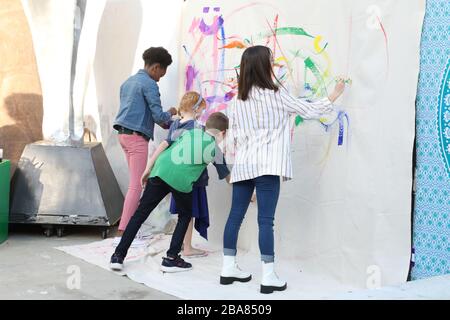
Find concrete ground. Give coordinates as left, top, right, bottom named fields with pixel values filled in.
left=0, top=224, right=177, bottom=300
left=1, top=225, right=449, bottom=300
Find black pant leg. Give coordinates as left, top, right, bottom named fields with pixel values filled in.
left=166, top=188, right=193, bottom=257
left=115, top=177, right=170, bottom=258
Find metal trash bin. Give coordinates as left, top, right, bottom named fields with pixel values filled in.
left=0, top=160, right=10, bottom=244
left=10, top=142, right=123, bottom=239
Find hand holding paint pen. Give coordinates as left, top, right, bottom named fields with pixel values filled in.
left=328, top=76, right=350, bottom=103
left=335, top=76, right=352, bottom=85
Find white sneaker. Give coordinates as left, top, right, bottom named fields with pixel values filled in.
left=260, top=262, right=287, bottom=294
left=220, top=255, right=252, bottom=285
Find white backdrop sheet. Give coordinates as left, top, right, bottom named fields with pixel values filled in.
left=179, top=0, right=425, bottom=288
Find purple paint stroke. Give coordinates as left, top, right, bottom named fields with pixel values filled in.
left=219, top=19, right=226, bottom=81
left=203, top=7, right=209, bottom=13
left=185, top=65, right=199, bottom=91
left=199, top=16, right=224, bottom=36
left=224, top=91, right=235, bottom=101
left=205, top=91, right=236, bottom=104
left=214, top=7, right=220, bottom=12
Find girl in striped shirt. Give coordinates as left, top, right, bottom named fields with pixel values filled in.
left=220, top=45, right=346, bottom=294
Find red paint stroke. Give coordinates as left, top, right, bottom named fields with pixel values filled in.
left=264, top=14, right=279, bottom=51
left=272, top=15, right=279, bottom=57
left=265, top=19, right=298, bottom=89
left=377, top=16, right=390, bottom=76
left=266, top=14, right=279, bottom=57
left=220, top=40, right=247, bottom=49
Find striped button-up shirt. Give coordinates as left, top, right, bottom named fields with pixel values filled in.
left=226, top=87, right=334, bottom=183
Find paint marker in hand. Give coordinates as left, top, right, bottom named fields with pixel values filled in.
left=335, top=77, right=352, bottom=85
left=0, top=149, right=3, bottom=163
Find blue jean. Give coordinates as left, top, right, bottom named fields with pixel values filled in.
left=223, top=175, right=280, bottom=263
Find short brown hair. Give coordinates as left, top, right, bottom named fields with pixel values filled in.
left=205, top=112, right=229, bottom=132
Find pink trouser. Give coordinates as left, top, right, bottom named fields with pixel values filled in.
left=118, top=134, right=149, bottom=231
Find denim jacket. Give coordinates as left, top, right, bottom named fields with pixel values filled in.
left=113, top=69, right=171, bottom=140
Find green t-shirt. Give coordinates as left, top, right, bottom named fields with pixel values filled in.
left=150, top=128, right=216, bottom=193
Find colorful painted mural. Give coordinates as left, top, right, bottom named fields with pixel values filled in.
left=180, top=2, right=354, bottom=128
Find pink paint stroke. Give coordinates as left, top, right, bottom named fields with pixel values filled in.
left=225, top=2, right=280, bottom=20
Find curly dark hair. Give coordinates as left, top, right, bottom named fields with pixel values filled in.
left=142, top=47, right=173, bottom=69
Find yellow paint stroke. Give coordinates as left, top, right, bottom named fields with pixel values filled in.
left=274, top=56, right=288, bottom=67
left=314, top=36, right=331, bottom=79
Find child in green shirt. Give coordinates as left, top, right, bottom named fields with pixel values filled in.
left=110, top=112, right=229, bottom=273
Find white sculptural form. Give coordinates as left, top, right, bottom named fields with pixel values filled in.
left=21, top=0, right=106, bottom=145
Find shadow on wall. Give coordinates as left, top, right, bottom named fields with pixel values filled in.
left=94, top=0, right=143, bottom=193
left=0, top=0, right=43, bottom=177
left=0, top=94, right=43, bottom=174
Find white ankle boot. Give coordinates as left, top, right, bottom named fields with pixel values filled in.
left=260, top=262, right=287, bottom=294
left=220, top=255, right=252, bottom=285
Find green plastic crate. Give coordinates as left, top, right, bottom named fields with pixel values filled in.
left=0, top=160, right=10, bottom=244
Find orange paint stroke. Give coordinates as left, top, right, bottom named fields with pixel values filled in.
left=220, top=40, right=247, bottom=49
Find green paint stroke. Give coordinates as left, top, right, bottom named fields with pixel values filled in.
left=274, top=27, right=314, bottom=38
left=257, top=27, right=314, bottom=40
left=295, top=115, right=304, bottom=126
left=304, top=57, right=327, bottom=96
